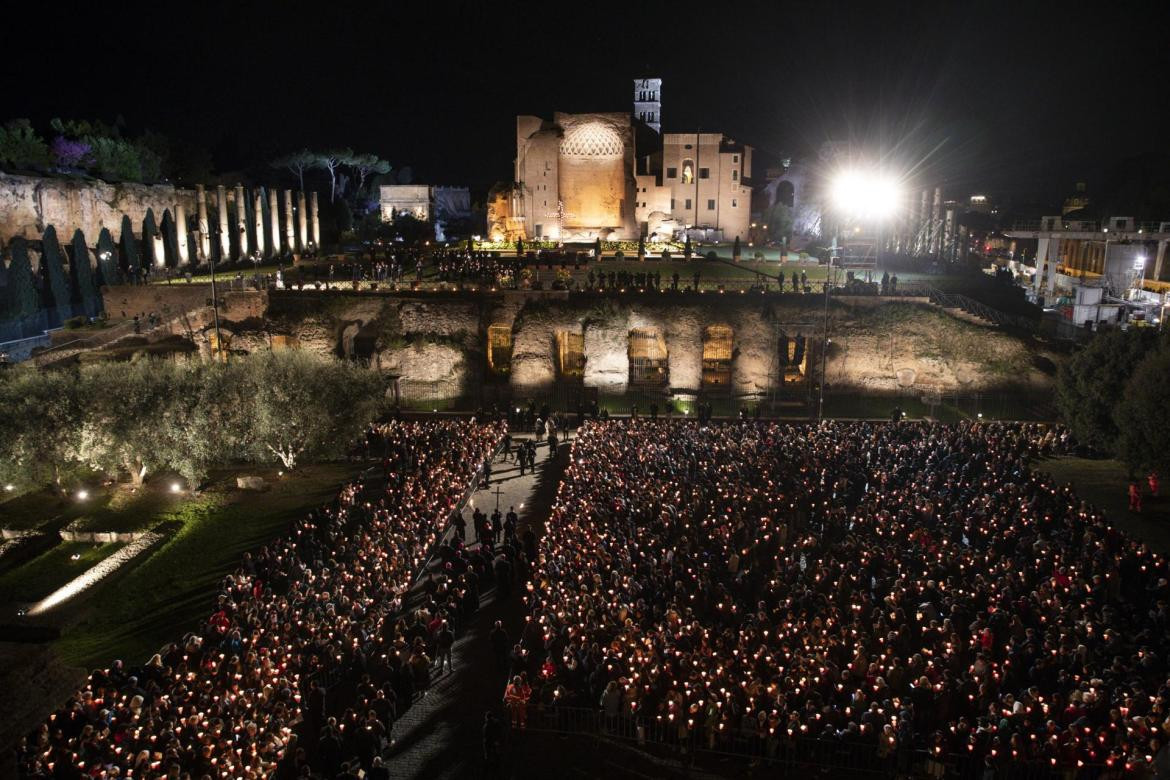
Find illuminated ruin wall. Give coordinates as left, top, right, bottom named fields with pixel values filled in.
left=0, top=172, right=198, bottom=248
left=100, top=284, right=1054, bottom=403
left=160, top=292, right=1054, bottom=404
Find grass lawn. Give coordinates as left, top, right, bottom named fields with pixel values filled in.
left=1037, top=456, right=1170, bottom=554
left=0, top=541, right=125, bottom=603
left=1, top=477, right=184, bottom=535
left=0, top=486, right=113, bottom=533
left=68, top=480, right=185, bottom=534
left=55, top=462, right=364, bottom=668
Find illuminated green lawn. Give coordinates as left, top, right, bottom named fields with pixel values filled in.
left=0, top=541, right=124, bottom=603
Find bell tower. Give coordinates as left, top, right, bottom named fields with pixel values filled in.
left=633, top=77, right=662, bottom=134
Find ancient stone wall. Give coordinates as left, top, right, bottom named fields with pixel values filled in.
left=95, top=289, right=1056, bottom=403
left=102, top=284, right=266, bottom=323
left=0, top=173, right=199, bottom=248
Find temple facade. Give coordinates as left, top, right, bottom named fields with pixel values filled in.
left=488, top=81, right=753, bottom=244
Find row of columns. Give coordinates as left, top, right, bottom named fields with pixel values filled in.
left=185, top=184, right=320, bottom=265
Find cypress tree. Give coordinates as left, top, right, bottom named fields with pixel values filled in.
left=684, top=234, right=692, bottom=260
left=186, top=224, right=199, bottom=270
left=161, top=209, right=179, bottom=268
left=733, top=235, right=742, bottom=262
left=40, top=225, right=73, bottom=322
left=70, top=229, right=101, bottom=317
left=5, top=237, right=41, bottom=322
left=119, top=214, right=140, bottom=278
left=96, top=227, right=120, bottom=286
left=142, top=208, right=160, bottom=270
left=594, top=237, right=602, bottom=259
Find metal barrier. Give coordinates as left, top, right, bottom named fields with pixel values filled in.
left=926, top=286, right=1038, bottom=332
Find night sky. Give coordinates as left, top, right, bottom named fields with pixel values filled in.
left=3, top=0, right=1166, bottom=207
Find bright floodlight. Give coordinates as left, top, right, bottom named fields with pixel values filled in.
left=831, top=169, right=902, bottom=220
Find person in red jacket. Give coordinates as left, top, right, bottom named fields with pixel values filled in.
left=1129, top=480, right=1143, bottom=513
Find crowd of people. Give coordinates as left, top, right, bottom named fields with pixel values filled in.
left=18, top=419, right=503, bottom=779
left=433, top=250, right=523, bottom=288
left=513, top=419, right=1170, bottom=775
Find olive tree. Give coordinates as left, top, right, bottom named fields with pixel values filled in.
left=242, top=351, right=383, bottom=469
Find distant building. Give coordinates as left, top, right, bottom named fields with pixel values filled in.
left=380, top=185, right=472, bottom=241
left=487, top=80, right=752, bottom=243
left=1063, top=182, right=1089, bottom=216
left=968, top=194, right=991, bottom=214
left=380, top=185, right=431, bottom=222
left=659, top=132, right=752, bottom=242
left=633, top=77, right=662, bottom=134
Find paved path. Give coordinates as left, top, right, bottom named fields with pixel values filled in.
left=384, top=434, right=567, bottom=779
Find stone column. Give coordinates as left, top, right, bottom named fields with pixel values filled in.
left=283, top=190, right=296, bottom=252
left=196, top=184, right=210, bottom=262
left=235, top=184, right=248, bottom=259
left=1033, top=238, right=1049, bottom=296
left=253, top=190, right=265, bottom=258
left=176, top=201, right=189, bottom=265
left=1046, top=238, right=1061, bottom=297
left=268, top=188, right=280, bottom=257
left=309, top=191, right=321, bottom=247
left=216, top=185, right=230, bottom=260
left=297, top=191, right=308, bottom=251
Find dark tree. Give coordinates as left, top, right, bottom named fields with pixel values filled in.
left=119, top=214, right=140, bottom=277
left=4, top=236, right=41, bottom=322
left=733, top=235, right=742, bottom=261
left=259, top=187, right=275, bottom=256
left=40, top=225, right=73, bottom=321
left=1055, top=328, right=1160, bottom=454
left=684, top=234, right=692, bottom=260
left=69, top=229, right=100, bottom=317
left=516, top=238, right=524, bottom=257
left=594, top=237, right=602, bottom=260
left=142, top=208, right=160, bottom=270
left=160, top=209, right=180, bottom=269
left=1114, top=345, right=1170, bottom=474
left=96, top=227, right=120, bottom=286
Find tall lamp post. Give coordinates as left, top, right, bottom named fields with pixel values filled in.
left=818, top=168, right=902, bottom=423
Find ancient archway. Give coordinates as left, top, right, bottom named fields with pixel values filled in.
left=487, top=323, right=513, bottom=374
left=556, top=330, right=585, bottom=378
left=702, top=325, right=733, bottom=387
left=629, top=328, right=668, bottom=387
